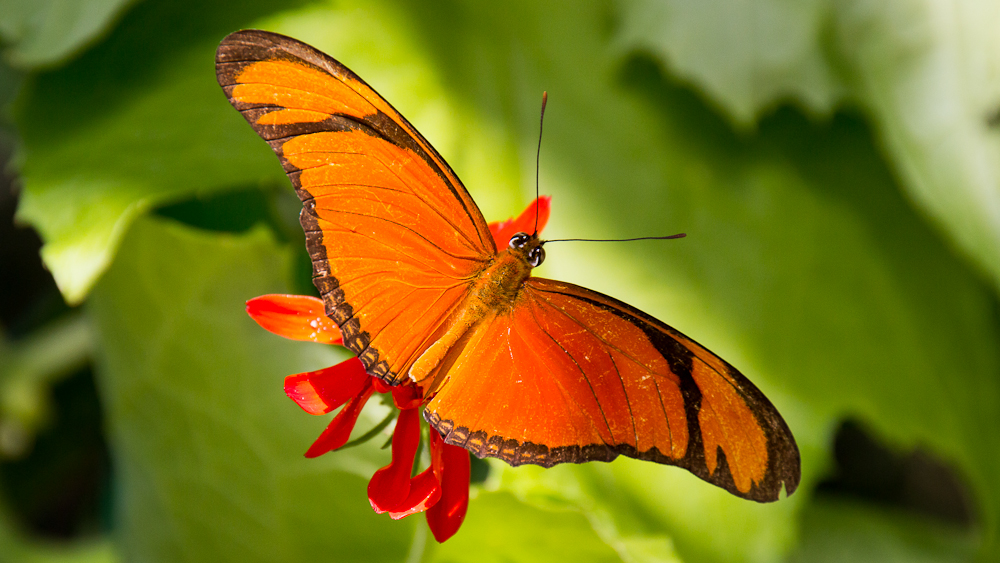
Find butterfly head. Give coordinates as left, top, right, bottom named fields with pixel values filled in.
left=508, top=232, right=546, bottom=268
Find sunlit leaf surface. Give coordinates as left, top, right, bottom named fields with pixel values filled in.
left=0, top=0, right=138, bottom=68
left=620, top=0, right=1000, bottom=310
left=89, top=217, right=418, bottom=561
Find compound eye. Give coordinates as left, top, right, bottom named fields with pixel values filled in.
left=508, top=232, right=530, bottom=249
left=527, top=245, right=545, bottom=267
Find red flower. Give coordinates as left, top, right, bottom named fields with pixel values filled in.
left=488, top=196, right=550, bottom=249
left=246, top=197, right=550, bottom=542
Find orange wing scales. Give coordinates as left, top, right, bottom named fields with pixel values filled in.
left=217, top=30, right=496, bottom=385
left=425, top=279, right=799, bottom=502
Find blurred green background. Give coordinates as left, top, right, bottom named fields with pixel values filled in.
left=2, top=0, right=999, bottom=561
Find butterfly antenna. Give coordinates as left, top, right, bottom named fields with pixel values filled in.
left=533, top=91, right=548, bottom=237
left=543, top=233, right=687, bottom=245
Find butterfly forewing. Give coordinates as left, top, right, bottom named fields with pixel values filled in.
left=216, top=30, right=495, bottom=383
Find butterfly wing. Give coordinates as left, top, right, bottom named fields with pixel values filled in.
left=424, top=277, right=800, bottom=501
left=216, top=30, right=495, bottom=383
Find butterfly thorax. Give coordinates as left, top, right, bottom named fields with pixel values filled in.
left=474, top=247, right=535, bottom=310
left=463, top=231, right=544, bottom=316
left=407, top=235, right=539, bottom=385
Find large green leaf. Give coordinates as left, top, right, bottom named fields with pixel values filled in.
left=0, top=513, right=118, bottom=563
left=0, top=0, right=138, bottom=68
left=11, top=0, right=308, bottom=303
left=617, top=0, right=845, bottom=123
left=831, top=1, right=1000, bottom=306
left=88, top=216, right=419, bottom=561
left=618, top=0, right=1000, bottom=304
left=430, top=490, right=664, bottom=563
left=788, top=499, right=977, bottom=563
left=0, top=313, right=92, bottom=457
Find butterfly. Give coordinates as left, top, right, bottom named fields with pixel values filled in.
left=216, top=30, right=800, bottom=502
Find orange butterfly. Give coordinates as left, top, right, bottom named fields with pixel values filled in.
left=217, top=30, right=799, bottom=501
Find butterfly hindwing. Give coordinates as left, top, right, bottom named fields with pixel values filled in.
left=425, top=277, right=800, bottom=502
left=216, top=30, right=496, bottom=383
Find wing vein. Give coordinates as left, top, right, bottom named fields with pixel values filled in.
left=608, top=354, right=639, bottom=450
left=528, top=288, right=663, bottom=391
left=651, top=378, right=675, bottom=456
left=311, top=188, right=484, bottom=256
left=526, top=299, right=615, bottom=445
left=306, top=213, right=481, bottom=272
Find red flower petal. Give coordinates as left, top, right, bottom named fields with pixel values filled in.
left=284, top=358, right=369, bottom=415
left=369, top=378, right=422, bottom=409
left=488, top=196, right=551, bottom=249
left=372, top=378, right=392, bottom=394
left=387, top=466, right=442, bottom=520
left=246, top=294, right=343, bottom=345
left=426, top=429, right=471, bottom=542
left=304, top=379, right=374, bottom=458
left=390, top=382, right=423, bottom=410
left=368, top=408, right=422, bottom=513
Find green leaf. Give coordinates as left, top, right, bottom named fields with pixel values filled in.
left=788, top=499, right=977, bottom=563
left=831, top=1, right=1000, bottom=308
left=617, top=0, right=846, bottom=124
left=11, top=0, right=307, bottom=303
left=617, top=0, right=1000, bottom=303
left=0, top=313, right=92, bottom=458
left=87, top=217, right=416, bottom=562
left=0, top=0, right=138, bottom=68
left=0, top=514, right=118, bottom=563
left=430, top=490, right=670, bottom=563
left=488, top=464, right=682, bottom=563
